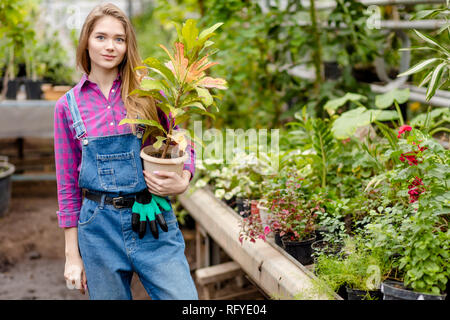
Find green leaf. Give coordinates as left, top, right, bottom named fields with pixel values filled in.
left=418, top=69, right=434, bottom=88
left=324, top=93, right=367, bottom=115
left=142, top=57, right=176, bottom=85
left=187, top=107, right=216, bottom=120
left=183, top=101, right=206, bottom=111
left=157, top=102, right=172, bottom=117
left=199, top=22, right=224, bottom=41
left=172, top=21, right=183, bottom=43
left=397, top=58, right=438, bottom=78
left=182, top=19, right=199, bottom=53
left=413, top=29, right=449, bottom=56
left=174, top=113, right=190, bottom=127
left=332, top=107, right=378, bottom=139
left=152, top=136, right=166, bottom=150
left=375, top=110, right=400, bottom=121
left=119, top=118, right=167, bottom=135
left=426, top=62, right=447, bottom=101
left=128, top=89, right=166, bottom=102
left=140, top=79, right=165, bottom=92
left=375, top=88, right=410, bottom=108
left=410, top=108, right=449, bottom=127
left=374, top=120, right=398, bottom=149
left=195, top=86, right=213, bottom=106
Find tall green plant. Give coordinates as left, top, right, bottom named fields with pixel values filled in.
left=120, top=19, right=227, bottom=158
left=397, top=3, right=450, bottom=100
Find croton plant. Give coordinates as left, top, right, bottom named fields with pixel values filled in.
left=120, top=19, right=227, bottom=158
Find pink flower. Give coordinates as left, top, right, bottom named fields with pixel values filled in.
left=397, top=125, right=412, bottom=138
left=264, top=226, right=271, bottom=235
left=272, top=221, right=281, bottom=230
left=258, top=234, right=266, bottom=242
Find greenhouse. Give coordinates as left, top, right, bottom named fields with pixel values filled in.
left=0, top=0, right=448, bottom=304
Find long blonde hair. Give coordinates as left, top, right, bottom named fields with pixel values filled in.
left=76, top=3, right=160, bottom=135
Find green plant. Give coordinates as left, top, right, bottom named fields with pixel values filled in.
left=397, top=3, right=450, bottom=101
left=194, top=143, right=274, bottom=203
left=327, top=89, right=404, bottom=140
left=365, top=126, right=449, bottom=295
left=315, top=237, right=389, bottom=297
left=285, top=107, right=336, bottom=188
left=327, top=0, right=383, bottom=67
left=34, top=29, right=75, bottom=85
left=0, top=0, right=36, bottom=98
left=120, top=19, right=227, bottom=158
left=409, top=107, right=450, bottom=137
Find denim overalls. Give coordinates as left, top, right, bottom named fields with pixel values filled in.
left=65, top=88, right=198, bottom=300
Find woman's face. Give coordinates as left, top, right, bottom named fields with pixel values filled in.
left=87, top=16, right=127, bottom=73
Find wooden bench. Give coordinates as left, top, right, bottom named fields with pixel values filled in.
left=195, top=261, right=258, bottom=299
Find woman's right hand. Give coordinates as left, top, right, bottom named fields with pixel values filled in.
left=64, top=254, right=87, bottom=294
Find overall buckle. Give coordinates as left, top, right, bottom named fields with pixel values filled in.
left=112, top=196, right=128, bottom=209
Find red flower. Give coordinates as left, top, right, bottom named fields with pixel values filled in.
left=397, top=125, right=412, bottom=138
left=411, top=176, right=423, bottom=186
left=407, top=177, right=425, bottom=203
left=400, top=152, right=418, bottom=166
left=418, top=145, right=428, bottom=152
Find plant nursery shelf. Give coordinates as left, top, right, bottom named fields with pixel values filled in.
left=0, top=100, right=55, bottom=138
left=178, top=186, right=342, bottom=300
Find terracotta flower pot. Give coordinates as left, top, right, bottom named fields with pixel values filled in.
left=140, top=144, right=188, bottom=177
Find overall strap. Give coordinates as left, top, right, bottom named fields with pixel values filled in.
left=66, top=88, right=88, bottom=145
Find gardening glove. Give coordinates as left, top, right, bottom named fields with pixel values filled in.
left=131, top=189, right=171, bottom=239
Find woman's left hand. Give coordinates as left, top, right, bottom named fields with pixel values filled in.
left=143, top=170, right=191, bottom=197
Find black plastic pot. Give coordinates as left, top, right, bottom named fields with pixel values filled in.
left=346, top=287, right=383, bottom=300
left=24, top=79, right=42, bottom=99
left=314, top=227, right=326, bottom=241
left=311, top=240, right=342, bottom=255
left=6, top=79, right=19, bottom=99
left=274, top=231, right=283, bottom=247
left=337, top=285, right=348, bottom=300
left=282, top=234, right=316, bottom=265
left=236, top=197, right=251, bottom=218
left=311, top=240, right=343, bottom=264
left=0, top=157, right=15, bottom=217
left=381, top=280, right=447, bottom=300
left=224, top=196, right=237, bottom=209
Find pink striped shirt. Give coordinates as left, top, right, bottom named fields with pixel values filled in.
left=54, top=73, right=195, bottom=228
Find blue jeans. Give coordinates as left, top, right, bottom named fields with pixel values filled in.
left=77, top=196, right=198, bottom=300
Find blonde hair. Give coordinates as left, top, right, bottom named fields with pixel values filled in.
left=76, top=3, right=161, bottom=135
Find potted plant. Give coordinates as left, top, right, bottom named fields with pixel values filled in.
left=365, top=123, right=449, bottom=300
left=119, top=19, right=227, bottom=177
left=35, top=29, right=76, bottom=99
left=279, top=196, right=320, bottom=266
left=315, top=237, right=387, bottom=300
left=0, top=156, right=15, bottom=217
left=0, top=0, right=36, bottom=100
left=262, top=169, right=323, bottom=265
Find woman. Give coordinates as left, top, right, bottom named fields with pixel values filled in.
left=54, top=3, right=198, bottom=300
